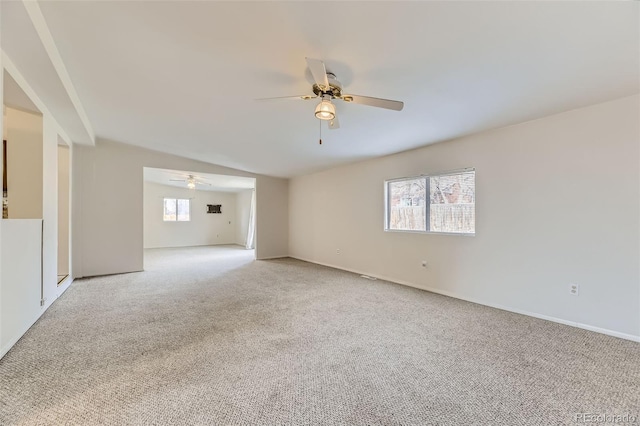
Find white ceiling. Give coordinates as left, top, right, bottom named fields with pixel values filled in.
left=143, top=167, right=255, bottom=193
left=1, top=1, right=93, bottom=145
left=6, top=2, right=640, bottom=177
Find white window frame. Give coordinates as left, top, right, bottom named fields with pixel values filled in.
left=163, top=198, right=191, bottom=222
left=384, top=168, right=475, bottom=236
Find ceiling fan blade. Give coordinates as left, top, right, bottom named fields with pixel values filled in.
left=306, top=57, right=329, bottom=90
left=341, top=94, right=404, bottom=111
left=169, top=179, right=186, bottom=182
left=196, top=182, right=212, bottom=186
left=328, top=115, right=340, bottom=130
left=255, top=94, right=317, bottom=101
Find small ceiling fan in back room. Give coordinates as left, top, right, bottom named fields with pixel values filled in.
left=169, top=174, right=211, bottom=190
left=257, top=58, right=404, bottom=144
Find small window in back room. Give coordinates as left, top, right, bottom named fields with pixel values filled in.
left=385, top=169, right=475, bottom=234
left=163, top=198, right=190, bottom=221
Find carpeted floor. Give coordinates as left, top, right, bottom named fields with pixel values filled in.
left=0, top=245, right=638, bottom=425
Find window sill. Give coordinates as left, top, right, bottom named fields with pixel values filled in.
left=384, top=229, right=475, bottom=237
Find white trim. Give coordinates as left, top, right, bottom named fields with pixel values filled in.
left=290, top=256, right=640, bottom=343
left=1, top=325, right=34, bottom=359
left=57, top=277, right=73, bottom=297
left=21, top=0, right=95, bottom=145
left=384, top=169, right=476, bottom=235
left=1, top=295, right=51, bottom=359
left=2, top=52, right=73, bottom=145
left=257, top=255, right=288, bottom=260
left=383, top=229, right=476, bottom=237
left=385, top=167, right=476, bottom=183
left=0, top=276, right=75, bottom=359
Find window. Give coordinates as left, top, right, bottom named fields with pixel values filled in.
left=385, top=169, right=475, bottom=234
left=163, top=198, right=190, bottom=221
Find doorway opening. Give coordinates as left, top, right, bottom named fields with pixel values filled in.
left=142, top=167, right=256, bottom=269
left=2, top=69, right=47, bottom=348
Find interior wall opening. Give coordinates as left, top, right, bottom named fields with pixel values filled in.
left=1, top=69, right=46, bottom=357
left=142, top=167, right=256, bottom=269
left=2, top=102, right=44, bottom=219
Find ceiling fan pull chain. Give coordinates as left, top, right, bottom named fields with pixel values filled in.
left=319, top=119, right=322, bottom=145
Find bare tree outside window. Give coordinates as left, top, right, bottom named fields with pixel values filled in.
left=386, top=170, right=475, bottom=234
left=429, top=172, right=475, bottom=233
left=388, top=178, right=426, bottom=231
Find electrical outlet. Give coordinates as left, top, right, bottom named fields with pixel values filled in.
left=569, top=283, right=579, bottom=296
left=421, top=260, right=428, bottom=268
left=336, top=249, right=341, bottom=255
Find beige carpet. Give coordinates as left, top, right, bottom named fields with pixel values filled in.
left=0, top=245, right=638, bottom=425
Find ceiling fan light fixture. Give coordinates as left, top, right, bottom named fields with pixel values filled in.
left=187, top=177, right=196, bottom=189
left=315, top=99, right=335, bottom=120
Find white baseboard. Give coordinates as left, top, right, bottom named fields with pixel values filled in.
left=290, top=256, right=640, bottom=343
left=1, top=304, right=49, bottom=359
left=1, top=277, right=76, bottom=359
left=257, top=255, right=288, bottom=260
left=57, top=277, right=74, bottom=298
left=144, top=243, right=242, bottom=249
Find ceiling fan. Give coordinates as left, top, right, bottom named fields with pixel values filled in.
left=257, top=57, right=404, bottom=131
left=169, top=174, right=211, bottom=190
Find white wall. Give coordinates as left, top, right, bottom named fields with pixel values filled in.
left=235, top=189, right=253, bottom=246
left=289, top=95, right=640, bottom=340
left=57, top=144, right=69, bottom=275
left=143, top=182, right=237, bottom=249
left=41, top=114, right=67, bottom=311
left=0, top=110, right=72, bottom=358
left=0, top=63, right=76, bottom=359
left=73, top=139, right=288, bottom=278
left=1, top=10, right=78, bottom=358
left=5, top=106, right=43, bottom=219
left=0, top=219, right=42, bottom=357
left=255, top=176, right=287, bottom=258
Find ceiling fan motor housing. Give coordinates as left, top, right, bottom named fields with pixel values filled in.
left=312, top=72, right=343, bottom=98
